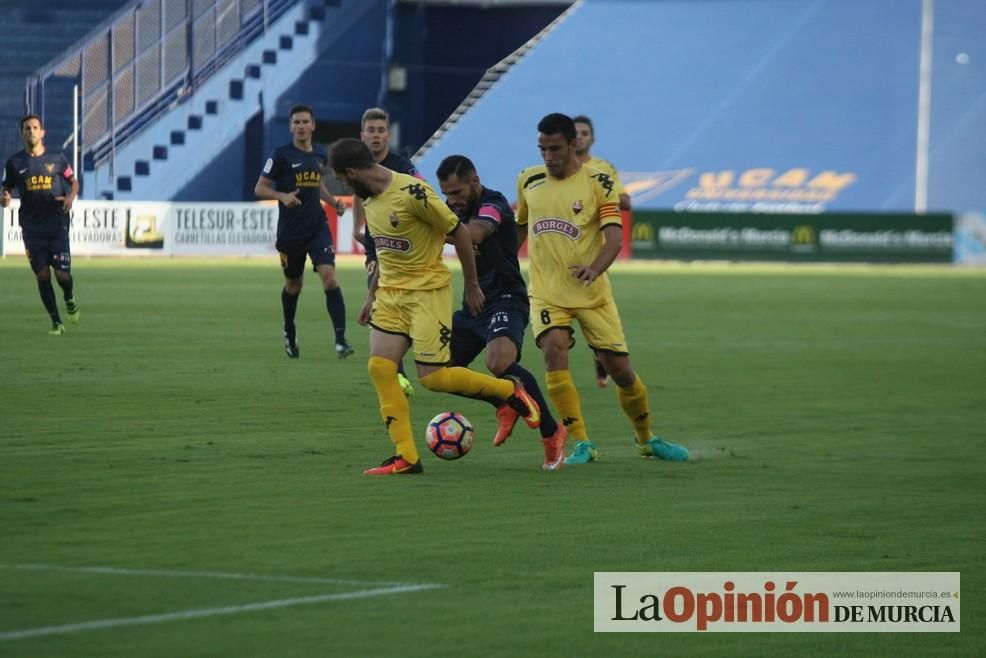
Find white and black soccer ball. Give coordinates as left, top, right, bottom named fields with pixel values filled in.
left=425, top=411, right=475, bottom=460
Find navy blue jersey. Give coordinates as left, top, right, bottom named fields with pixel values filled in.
left=260, top=143, right=328, bottom=243
left=379, top=151, right=420, bottom=178
left=452, top=187, right=527, bottom=309
left=3, top=149, right=73, bottom=237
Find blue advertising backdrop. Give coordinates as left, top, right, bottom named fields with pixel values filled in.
left=414, top=0, right=985, bottom=214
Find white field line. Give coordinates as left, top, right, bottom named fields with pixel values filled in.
left=0, top=585, right=445, bottom=641
left=3, top=563, right=420, bottom=588
left=0, top=563, right=447, bottom=641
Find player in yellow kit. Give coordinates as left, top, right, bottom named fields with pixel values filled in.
left=574, top=114, right=630, bottom=387
left=516, top=113, right=688, bottom=465
left=329, top=138, right=541, bottom=475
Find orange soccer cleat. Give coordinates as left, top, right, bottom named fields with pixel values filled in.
left=503, top=375, right=541, bottom=429
left=542, top=424, right=568, bottom=471
left=363, top=456, right=424, bottom=475
left=493, top=403, right=520, bottom=447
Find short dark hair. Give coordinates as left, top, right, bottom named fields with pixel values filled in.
left=436, top=155, right=476, bottom=182
left=330, top=138, right=376, bottom=172
left=361, top=107, right=389, bottom=128
left=537, top=113, right=576, bottom=142
left=572, top=114, right=594, bottom=136
left=289, top=104, right=314, bottom=121
left=20, top=114, right=43, bottom=130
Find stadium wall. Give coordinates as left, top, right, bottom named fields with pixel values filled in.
left=5, top=202, right=985, bottom=264
left=0, top=199, right=354, bottom=258
left=630, top=211, right=953, bottom=263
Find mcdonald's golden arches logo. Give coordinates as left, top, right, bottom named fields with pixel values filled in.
left=791, top=225, right=816, bottom=245
left=632, top=223, right=655, bottom=243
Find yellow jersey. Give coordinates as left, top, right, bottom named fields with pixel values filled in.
left=516, top=163, right=622, bottom=309
left=363, top=172, right=460, bottom=291
left=586, top=155, right=626, bottom=199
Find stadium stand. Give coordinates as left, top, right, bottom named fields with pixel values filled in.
left=15, top=0, right=361, bottom=200
left=78, top=0, right=368, bottom=201
left=0, top=0, right=133, bottom=162
left=11, top=0, right=570, bottom=202
left=414, top=0, right=985, bottom=214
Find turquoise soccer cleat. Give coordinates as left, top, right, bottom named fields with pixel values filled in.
left=637, top=436, right=689, bottom=462
left=565, top=439, right=598, bottom=465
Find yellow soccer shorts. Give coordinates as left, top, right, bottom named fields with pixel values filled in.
left=369, top=286, right=453, bottom=365
left=529, top=296, right=629, bottom=355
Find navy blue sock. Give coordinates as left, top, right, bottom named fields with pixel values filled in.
left=38, top=279, right=60, bottom=323
left=281, top=288, right=299, bottom=337
left=57, top=274, right=74, bottom=301
left=504, top=362, right=558, bottom=438
left=324, top=286, right=347, bottom=344
left=397, top=360, right=407, bottom=377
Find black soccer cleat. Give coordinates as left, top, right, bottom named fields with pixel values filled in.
left=284, top=332, right=300, bottom=358
left=335, top=341, right=355, bottom=359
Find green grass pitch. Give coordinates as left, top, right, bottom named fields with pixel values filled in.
left=1, top=257, right=983, bottom=657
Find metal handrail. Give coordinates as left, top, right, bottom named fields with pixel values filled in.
left=26, top=0, right=297, bottom=175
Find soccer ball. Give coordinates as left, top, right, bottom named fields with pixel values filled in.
left=425, top=411, right=475, bottom=460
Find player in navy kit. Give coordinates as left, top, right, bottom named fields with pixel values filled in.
left=1, top=114, right=80, bottom=335
left=436, top=155, right=567, bottom=470
left=255, top=105, right=352, bottom=359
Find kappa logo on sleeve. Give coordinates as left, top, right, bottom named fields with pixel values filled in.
left=400, top=183, right=429, bottom=206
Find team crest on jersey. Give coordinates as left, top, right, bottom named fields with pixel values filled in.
left=389, top=212, right=399, bottom=227
left=572, top=200, right=583, bottom=214
left=45, top=163, right=56, bottom=173
left=374, top=235, right=412, bottom=253
left=532, top=218, right=581, bottom=240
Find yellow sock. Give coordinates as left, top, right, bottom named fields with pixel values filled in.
left=617, top=373, right=652, bottom=444
left=419, top=366, right=513, bottom=400
left=368, top=356, right=419, bottom=463
left=545, top=370, right=588, bottom=441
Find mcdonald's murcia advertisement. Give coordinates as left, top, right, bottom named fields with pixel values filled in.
left=630, top=211, right=953, bottom=263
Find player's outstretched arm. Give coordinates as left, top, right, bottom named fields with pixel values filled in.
left=1, top=162, right=15, bottom=207
left=590, top=224, right=623, bottom=275
left=515, top=223, right=528, bottom=251
left=570, top=225, right=623, bottom=285
left=255, top=176, right=299, bottom=207
left=358, top=263, right=379, bottom=326
left=320, top=179, right=346, bottom=215
left=56, top=176, right=79, bottom=212
left=466, top=219, right=495, bottom=245
left=352, top=197, right=366, bottom=243
left=450, top=222, right=484, bottom=315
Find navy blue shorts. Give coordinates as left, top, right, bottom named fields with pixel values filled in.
left=276, top=223, right=335, bottom=279
left=23, top=232, right=71, bottom=274
left=451, top=297, right=529, bottom=367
